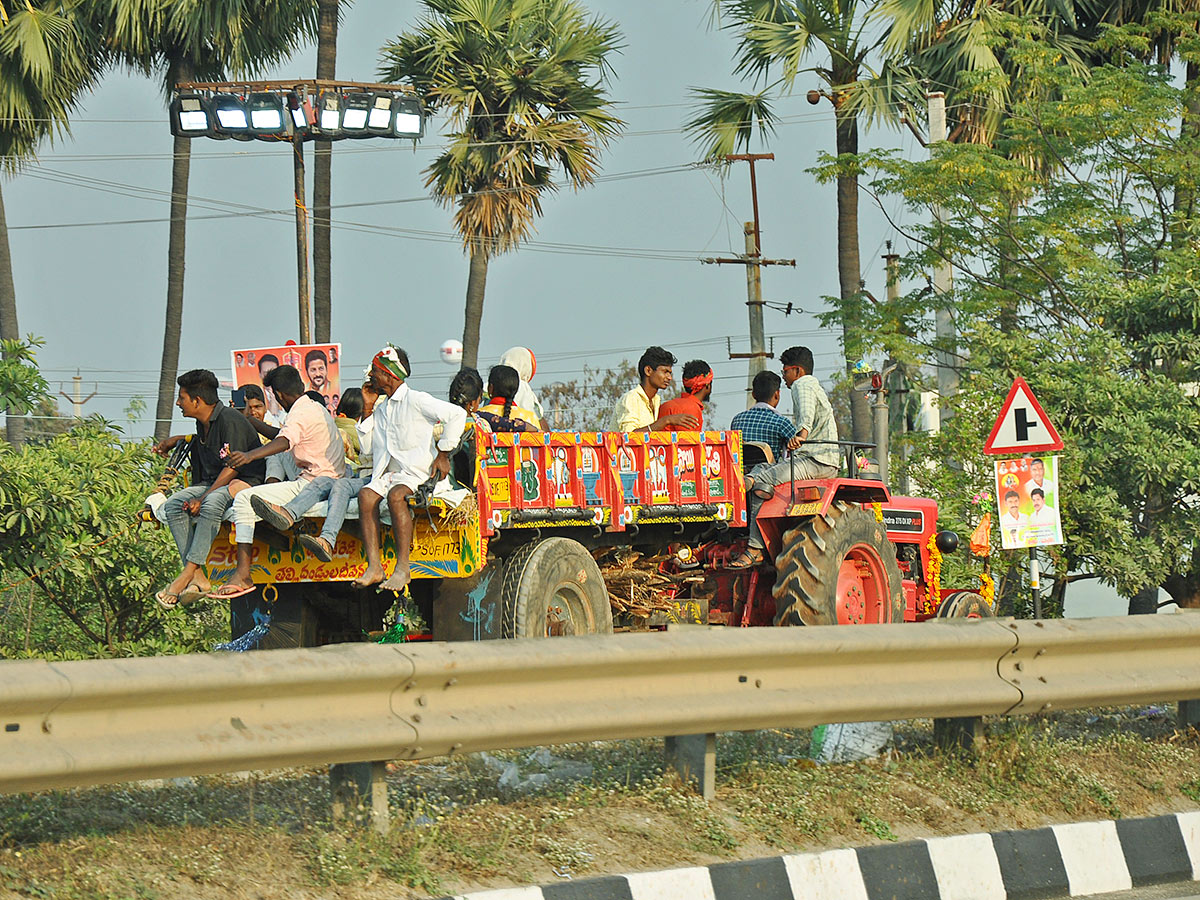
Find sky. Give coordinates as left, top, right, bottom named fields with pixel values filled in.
left=4, top=0, right=925, bottom=439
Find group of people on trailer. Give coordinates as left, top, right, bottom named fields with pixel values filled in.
left=152, top=341, right=836, bottom=608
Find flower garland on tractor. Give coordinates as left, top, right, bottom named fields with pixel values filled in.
left=924, top=532, right=941, bottom=617
left=979, top=571, right=995, bottom=608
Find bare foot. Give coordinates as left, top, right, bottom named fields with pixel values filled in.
left=354, top=565, right=386, bottom=588
left=378, top=567, right=412, bottom=593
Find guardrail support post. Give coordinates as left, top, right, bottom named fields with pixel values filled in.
left=665, top=734, right=716, bottom=800
left=330, top=761, right=390, bottom=833
left=934, top=716, right=984, bottom=753
left=1179, top=700, right=1200, bottom=732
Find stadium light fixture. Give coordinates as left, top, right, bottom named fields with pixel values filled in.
left=316, top=91, right=341, bottom=136
left=247, top=92, right=287, bottom=137
left=366, top=94, right=394, bottom=135
left=340, top=92, right=372, bottom=133
left=393, top=96, right=425, bottom=139
left=169, top=93, right=212, bottom=137
left=286, top=90, right=310, bottom=130
left=211, top=93, right=251, bottom=138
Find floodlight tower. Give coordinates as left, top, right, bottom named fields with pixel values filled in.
left=169, top=80, right=424, bottom=343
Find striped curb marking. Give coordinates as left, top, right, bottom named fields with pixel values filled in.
left=438, top=811, right=1200, bottom=900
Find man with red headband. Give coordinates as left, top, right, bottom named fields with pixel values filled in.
left=659, top=360, right=713, bottom=431
left=354, top=345, right=467, bottom=593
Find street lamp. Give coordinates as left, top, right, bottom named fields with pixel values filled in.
left=210, top=93, right=251, bottom=137
left=169, top=93, right=212, bottom=137
left=168, top=80, right=425, bottom=343
left=393, top=97, right=424, bottom=139
left=247, top=92, right=287, bottom=136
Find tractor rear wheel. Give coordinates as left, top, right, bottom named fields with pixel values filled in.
left=935, top=590, right=995, bottom=619
left=772, top=502, right=904, bottom=626
left=500, top=537, right=614, bottom=639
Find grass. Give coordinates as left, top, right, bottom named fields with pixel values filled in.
left=0, top=708, right=1198, bottom=899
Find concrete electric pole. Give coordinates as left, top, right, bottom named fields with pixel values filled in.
left=700, top=154, right=796, bottom=406
left=927, top=91, right=958, bottom=420
left=59, top=371, right=97, bottom=418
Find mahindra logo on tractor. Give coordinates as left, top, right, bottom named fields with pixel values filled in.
left=883, top=509, right=925, bottom=533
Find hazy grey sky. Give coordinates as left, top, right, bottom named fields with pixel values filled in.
left=7, top=0, right=921, bottom=437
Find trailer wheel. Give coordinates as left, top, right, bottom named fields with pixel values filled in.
left=500, top=537, right=614, bottom=638
left=936, top=590, right=995, bottom=619
left=772, top=502, right=904, bottom=626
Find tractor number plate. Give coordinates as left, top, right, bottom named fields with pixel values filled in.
left=787, top=501, right=823, bottom=516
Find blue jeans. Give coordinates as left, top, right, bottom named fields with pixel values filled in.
left=162, top=484, right=232, bottom=566
left=282, top=475, right=367, bottom=544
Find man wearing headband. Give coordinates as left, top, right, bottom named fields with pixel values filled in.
left=355, top=345, right=467, bottom=592
left=609, top=346, right=700, bottom=433
left=659, top=360, right=713, bottom=432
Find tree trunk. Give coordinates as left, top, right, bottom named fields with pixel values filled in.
left=461, top=247, right=489, bottom=369
left=0, top=181, right=25, bottom=446
left=833, top=91, right=870, bottom=444
left=154, top=132, right=192, bottom=441
left=1128, top=585, right=1159, bottom=615
left=312, top=0, right=338, bottom=344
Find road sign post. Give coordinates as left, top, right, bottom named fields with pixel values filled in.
left=985, top=378, right=1064, bottom=619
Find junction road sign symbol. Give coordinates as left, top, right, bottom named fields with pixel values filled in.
left=983, top=376, right=1064, bottom=455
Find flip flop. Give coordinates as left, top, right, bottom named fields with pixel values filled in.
left=206, top=583, right=258, bottom=600
left=298, top=534, right=334, bottom=562
left=178, top=582, right=209, bottom=605
left=154, top=588, right=180, bottom=610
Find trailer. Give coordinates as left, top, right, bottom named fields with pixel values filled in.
left=195, top=428, right=990, bottom=649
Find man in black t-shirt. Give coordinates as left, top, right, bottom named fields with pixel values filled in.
left=153, top=369, right=266, bottom=609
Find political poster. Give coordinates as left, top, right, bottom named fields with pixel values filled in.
left=994, top=454, right=1063, bottom=550
left=231, top=343, right=342, bottom=418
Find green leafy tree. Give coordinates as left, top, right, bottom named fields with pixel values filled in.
left=541, top=360, right=637, bottom=431
left=0, top=420, right=225, bottom=655
left=379, top=0, right=624, bottom=369
left=685, top=0, right=915, bottom=446
left=92, top=0, right=320, bottom=441
left=0, top=1, right=101, bottom=447
left=858, top=46, right=1200, bottom=612
left=0, top=336, right=49, bottom=440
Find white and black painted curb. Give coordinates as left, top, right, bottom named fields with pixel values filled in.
left=435, top=811, right=1200, bottom=900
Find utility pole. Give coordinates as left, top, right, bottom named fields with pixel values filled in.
left=700, top=154, right=795, bottom=405
left=292, top=99, right=312, bottom=346
left=59, top=371, right=97, bottom=417
left=928, top=92, right=957, bottom=420
left=883, top=249, right=910, bottom=494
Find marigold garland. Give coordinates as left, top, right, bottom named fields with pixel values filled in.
left=924, top=533, right=942, bottom=616
left=872, top=502, right=884, bottom=523
left=979, top=571, right=996, bottom=608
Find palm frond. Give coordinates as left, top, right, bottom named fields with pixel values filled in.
left=682, top=86, right=778, bottom=159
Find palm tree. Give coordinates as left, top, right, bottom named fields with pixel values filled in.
left=379, top=0, right=624, bottom=369
left=312, top=0, right=338, bottom=343
left=685, top=0, right=908, bottom=445
left=95, top=0, right=319, bottom=440
left=0, top=1, right=101, bottom=446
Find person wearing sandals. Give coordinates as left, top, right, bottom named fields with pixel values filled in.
left=217, top=365, right=346, bottom=599
left=730, top=350, right=839, bottom=568
left=153, top=370, right=267, bottom=608
left=354, top=345, right=466, bottom=594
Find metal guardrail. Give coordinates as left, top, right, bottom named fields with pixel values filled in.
left=2, top=613, right=1199, bottom=795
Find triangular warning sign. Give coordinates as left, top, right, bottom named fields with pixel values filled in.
left=983, top=377, right=1064, bottom=455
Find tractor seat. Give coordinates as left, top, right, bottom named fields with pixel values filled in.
left=743, top=441, right=775, bottom=474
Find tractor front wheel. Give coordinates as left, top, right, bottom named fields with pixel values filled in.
left=772, top=502, right=904, bottom=626
left=935, top=590, right=995, bottom=619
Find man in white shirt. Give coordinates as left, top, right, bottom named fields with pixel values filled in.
left=1000, top=489, right=1029, bottom=545
left=1027, top=488, right=1058, bottom=528
left=355, top=346, right=467, bottom=592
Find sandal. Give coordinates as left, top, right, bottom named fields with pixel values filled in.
left=250, top=495, right=295, bottom=532
left=298, top=534, right=334, bottom=563
left=178, top=582, right=209, bottom=605
left=154, top=588, right=180, bottom=610
left=206, top=583, right=258, bottom=600
left=727, top=548, right=765, bottom=569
